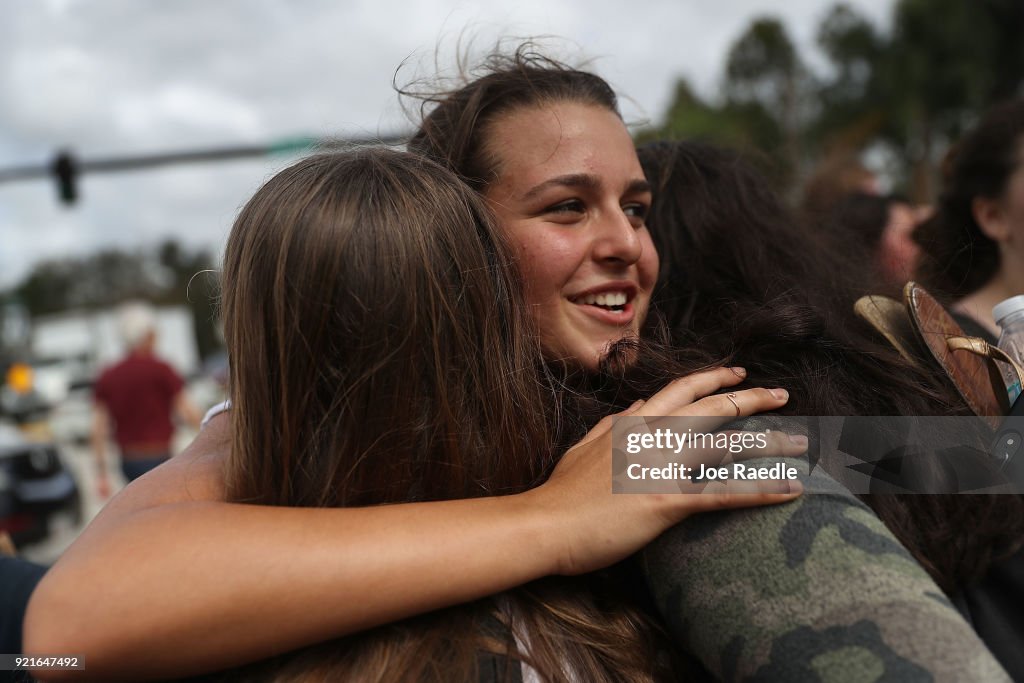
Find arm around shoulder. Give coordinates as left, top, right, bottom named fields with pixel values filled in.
left=24, top=415, right=563, bottom=681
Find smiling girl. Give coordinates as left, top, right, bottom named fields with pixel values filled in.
left=481, top=101, right=657, bottom=370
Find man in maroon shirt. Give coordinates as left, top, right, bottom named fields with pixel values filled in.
left=92, top=303, right=201, bottom=497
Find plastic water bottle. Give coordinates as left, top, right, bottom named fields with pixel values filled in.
left=992, top=296, right=1024, bottom=404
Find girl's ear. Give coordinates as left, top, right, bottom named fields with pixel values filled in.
left=972, top=195, right=1012, bottom=242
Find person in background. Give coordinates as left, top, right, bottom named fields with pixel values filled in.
left=827, top=192, right=923, bottom=290
left=800, top=154, right=880, bottom=225
left=92, top=301, right=201, bottom=497
left=915, top=99, right=1024, bottom=341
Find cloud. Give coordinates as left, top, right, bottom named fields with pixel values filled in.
left=111, top=84, right=265, bottom=141
left=0, top=0, right=895, bottom=288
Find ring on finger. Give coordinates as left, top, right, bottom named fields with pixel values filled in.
left=725, top=392, right=741, bottom=416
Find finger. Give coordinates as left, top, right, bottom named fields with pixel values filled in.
left=672, top=387, right=790, bottom=434
left=637, top=388, right=790, bottom=437
left=638, top=367, right=746, bottom=415
left=698, top=387, right=789, bottom=420
left=621, top=399, right=646, bottom=416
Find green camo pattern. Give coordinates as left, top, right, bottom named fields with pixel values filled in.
left=641, top=463, right=1010, bottom=682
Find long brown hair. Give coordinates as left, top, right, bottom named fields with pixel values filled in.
left=224, top=149, right=550, bottom=507
left=639, top=139, right=1024, bottom=592
left=219, top=148, right=673, bottom=681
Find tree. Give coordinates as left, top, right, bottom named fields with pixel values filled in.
left=812, top=0, right=1024, bottom=200
left=638, top=17, right=807, bottom=189
left=8, top=239, right=222, bottom=361
left=154, top=239, right=221, bottom=361
left=637, top=78, right=780, bottom=150
left=645, top=1, right=1024, bottom=203
left=723, top=17, right=811, bottom=180
left=813, top=4, right=885, bottom=148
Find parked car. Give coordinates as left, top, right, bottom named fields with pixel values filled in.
left=0, top=422, right=80, bottom=548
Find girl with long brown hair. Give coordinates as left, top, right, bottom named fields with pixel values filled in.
left=26, top=46, right=1010, bottom=682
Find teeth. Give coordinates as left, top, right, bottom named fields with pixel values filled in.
left=578, top=292, right=628, bottom=307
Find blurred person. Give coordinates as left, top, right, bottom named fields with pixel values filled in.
left=26, top=48, right=1009, bottom=682
left=827, top=192, right=923, bottom=290
left=800, top=154, right=880, bottom=226
left=915, top=99, right=1024, bottom=340
left=91, top=302, right=201, bottom=497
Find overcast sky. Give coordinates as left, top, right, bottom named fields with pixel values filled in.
left=0, top=0, right=895, bottom=289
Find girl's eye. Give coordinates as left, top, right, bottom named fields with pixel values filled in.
left=546, top=199, right=586, bottom=215
left=623, top=203, right=649, bottom=225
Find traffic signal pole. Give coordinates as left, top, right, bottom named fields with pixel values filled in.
left=0, top=133, right=408, bottom=205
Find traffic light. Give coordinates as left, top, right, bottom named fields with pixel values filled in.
left=51, top=150, right=77, bottom=204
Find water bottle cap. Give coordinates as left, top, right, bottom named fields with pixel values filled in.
left=993, top=295, right=1024, bottom=324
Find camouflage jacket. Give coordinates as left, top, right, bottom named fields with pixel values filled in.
left=641, top=463, right=1011, bottom=682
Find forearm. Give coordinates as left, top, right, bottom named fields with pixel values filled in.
left=642, top=464, right=1011, bottom=683
left=24, top=493, right=558, bottom=681
left=173, top=392, right=203, bottom=430
left=90, top=411, right=107, bottom=472
left=26, top=373, right=799, bottom=681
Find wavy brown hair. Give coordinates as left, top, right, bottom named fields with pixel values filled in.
left=914, top=99, right=1024, bottom=298
left=219, top=148, right=674, bottom=682
left=405, top=43, right=619, bottom=191
left=639, top=139, right=1024, bottom=593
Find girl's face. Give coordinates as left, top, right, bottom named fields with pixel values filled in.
left=878, top=201, right=921, bottom=283
left=1000, top=154, right=1024, bottom=241
left=483, top=102, right=658, bottom=372
left=976, top=146, right=1024, bottom=254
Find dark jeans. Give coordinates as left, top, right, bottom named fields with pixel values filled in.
left=121, top=454, right=170, bottom=481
